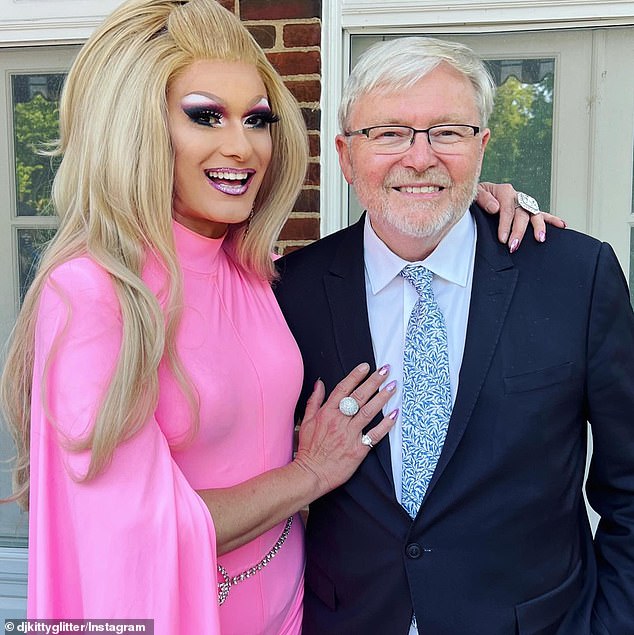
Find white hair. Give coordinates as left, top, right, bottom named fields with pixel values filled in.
left=339, top=36, right=496, bottom=131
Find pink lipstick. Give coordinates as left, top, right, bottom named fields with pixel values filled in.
left=205, top=168, right=255, bottom=196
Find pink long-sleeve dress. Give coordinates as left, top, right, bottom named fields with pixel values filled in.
left=27, top=220, right=304, bottom=635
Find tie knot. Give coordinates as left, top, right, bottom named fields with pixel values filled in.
left=401, top=264, right=433, bottom=296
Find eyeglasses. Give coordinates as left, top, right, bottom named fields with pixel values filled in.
left=344, top=124, right=481, bottom=155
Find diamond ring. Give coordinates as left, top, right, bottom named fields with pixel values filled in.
left=515, top=191, right=541, bottom=215
left=361, top=433, right=374, bottom=448
left=338, top=396, right=360, bottom=416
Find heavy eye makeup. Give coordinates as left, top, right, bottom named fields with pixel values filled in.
left=181, top=93, right=279, bottom=129
left=181, top=94, right=224, bottom=127
left=244, top=108, right=280, bottom=129
left=242, top=96, right=279, bottom=129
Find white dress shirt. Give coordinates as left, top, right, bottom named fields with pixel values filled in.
left=363, top=211, right=477, bottom=635
left=363, top=210, right=477, bottom=502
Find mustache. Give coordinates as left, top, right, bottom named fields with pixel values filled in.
left=385, top=169, right=452, bottom=188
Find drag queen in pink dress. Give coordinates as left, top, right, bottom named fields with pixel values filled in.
left=0, top=1, right=559, bottom=633
left=1, top=2, right=397, bottom=633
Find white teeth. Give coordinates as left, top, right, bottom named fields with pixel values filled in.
left=399, top=185, right=441, bottom=194
left=207, top=171, right=247, bottom=181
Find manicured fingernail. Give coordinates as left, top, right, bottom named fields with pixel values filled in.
left=356, top=362, right=370, bottom=373
left=500, top=232, right=509, bottom=244
left=509, top=238, right=519, bottom=253
left=385, top=380, right=397, bottom=392
left=562, top=221, right=567, bottom=229
left=378, top=364, right=390, bottom=376
left=539, top=231, right=546, bottom=243
left=388, top=408, right=399, bottom=420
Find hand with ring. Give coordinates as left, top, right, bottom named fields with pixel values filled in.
left=475, top=182, right=566, bottom=253
left=338, top=400, right=375, bottom=449
left=293, top=362, right=398, bottom=496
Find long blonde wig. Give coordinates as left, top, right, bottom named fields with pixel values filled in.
left=1, top=0, right=308, bottom=508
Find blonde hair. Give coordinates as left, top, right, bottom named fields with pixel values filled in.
left=1, top=0, right=308, bottom=508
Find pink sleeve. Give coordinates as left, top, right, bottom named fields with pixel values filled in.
left=27, top=258, right=220, bottom=635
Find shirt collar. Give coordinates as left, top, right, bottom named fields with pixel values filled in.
left=172, top=219, right=226, bottom=273
left=363, top=210, right=476, bottom=295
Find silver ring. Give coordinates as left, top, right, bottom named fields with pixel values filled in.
left=361, top=433, right=374, bottom=448
left=338, top=396, right=360, bottom=416
left=515, top=191, right=541, bottom=215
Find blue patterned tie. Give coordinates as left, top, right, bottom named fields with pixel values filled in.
left=400, top=264, right=452, bottom=518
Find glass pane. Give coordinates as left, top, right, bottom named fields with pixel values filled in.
left=18, top=227, right=56, bottom=303
left=481, top=59, right=554, bottom=210
left=12, top=74, right=64, bottom=217
left=0, top=227, right=55, bottom=548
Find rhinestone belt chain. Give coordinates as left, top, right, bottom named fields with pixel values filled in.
left=217, top=515, right=294, bottom=605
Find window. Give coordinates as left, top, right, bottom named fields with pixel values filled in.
left=0, top=45, right=79, bottom=620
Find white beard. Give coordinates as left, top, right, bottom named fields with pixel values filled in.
left=354, top=167, right=480, bottom=240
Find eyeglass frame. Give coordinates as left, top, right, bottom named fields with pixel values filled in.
left=343, top=123, right=481, bottom=155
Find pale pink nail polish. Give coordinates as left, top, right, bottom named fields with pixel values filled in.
left=539, top=231, right=546, bottom=243
left=385, top=380, right=397, bottom=392
left=509, top=238, right=519, bottom=253
left=378, top=364, right=390, bottom=376
left=388, top=408, right=399, bottom=420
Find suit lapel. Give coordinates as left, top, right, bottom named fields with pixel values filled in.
left=324, top=215, right=396, bottom=486
left=422, top=206, right=518, bottom=504
left=324, top=218, right=373, bottom=377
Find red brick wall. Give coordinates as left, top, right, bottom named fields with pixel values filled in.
left=221, top=0, right=322, bottom=253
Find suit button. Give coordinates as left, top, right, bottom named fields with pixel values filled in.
left=406, top=543, right=422, bottom=559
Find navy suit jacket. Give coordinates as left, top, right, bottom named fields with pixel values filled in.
left=274, top=206, right=634, bottom=635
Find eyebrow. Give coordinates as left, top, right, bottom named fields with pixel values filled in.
left=248, top=97, right=273, bottom=111
left=369, top=115, right=473, bottom=126
left=182, top=92, right=270, bottom=111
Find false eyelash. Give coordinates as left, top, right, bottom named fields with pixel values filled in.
left=257, top=111, right=280, bottom=125
left=183, top=106, right=223, bottom=125
left=244, top=110, right=281, bottom=129
left=244, top=110, right=280, bottom=126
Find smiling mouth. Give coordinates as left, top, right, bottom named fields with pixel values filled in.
left=205, top=169, right=255, bottom=196
left=395, top=185, right=444, bottom=194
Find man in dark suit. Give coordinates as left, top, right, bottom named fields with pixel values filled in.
left=274, top=37, right=634, bottom=635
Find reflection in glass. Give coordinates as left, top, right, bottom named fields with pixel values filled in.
left=18, top=228, right=56, bottom=303
left=12, top=74, right=64, bottom=217
left=481, top=59, right=554, bottom=210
